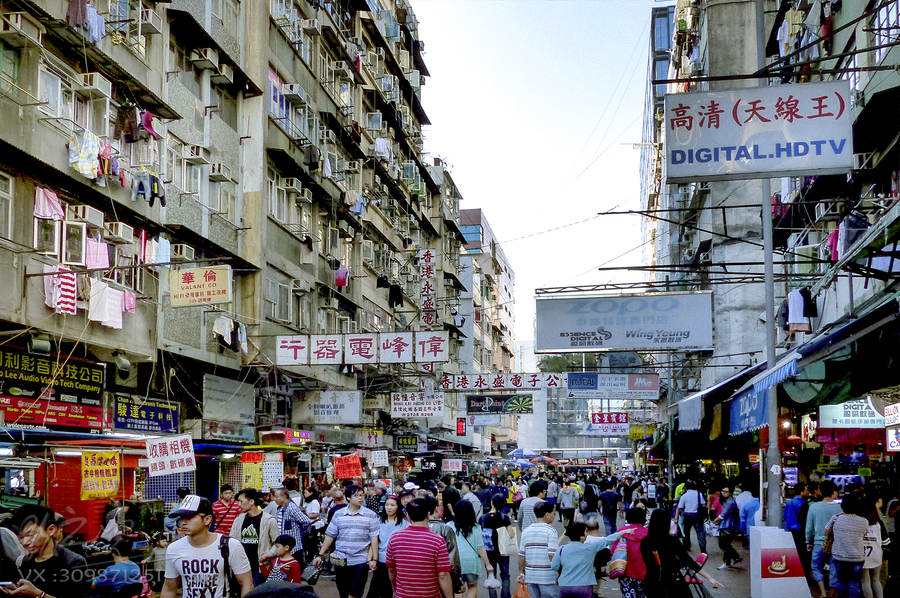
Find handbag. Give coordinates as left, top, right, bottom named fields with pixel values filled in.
left=823, top=513, right=842, bottom=555
left=498, top=526, right=518, bottom=557
left=330, top=553, right=348, bottom=567
left=301, top=564, right=323, bottom=585
left=608, top=538, right=628, bottom=579
left=219, top=535, right=240, bottom=598
left=579, top=500, right=589, bottom=513
left=696, top=491, right=709, bottom=520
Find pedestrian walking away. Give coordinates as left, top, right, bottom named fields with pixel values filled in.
left=449, top=499, right=494, bottom=598
left=480, top=494, right=516, bottom=598
left=518, top=500, right=559, bottom=598
left=552, top=522, right=635, bottom=598
left=386, top=498, right=453, bottom=598
left=161, top=495, right=253, bottom=598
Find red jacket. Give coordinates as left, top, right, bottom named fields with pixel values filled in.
left=611, top=523, right=649, bottom=580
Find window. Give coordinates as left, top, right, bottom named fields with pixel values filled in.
left=0, top=171, right=12, bottom=239
left=267, top=167, right=288, bottom=222
left=210, top=180, right=237, bottom=222
left=873, top=1, right=900, bottom=64
left=61, top=221, right=87, bottom=266
left=0, top=41, right=20, bottom=95
left=268, top=68, right=289, bottom=124
left=38, top=66, right=74, bottom=120
left=216, top=88, right=238, bottom=130
left=166, top=135, right=185, bottom=189
left=265, top=277, right=290, bottom=322
left=294, top=293, right=311, bottom=329
left=33, top=219, right=61, bottom=256
left=110, top=1, right=148, bottom=58
left=654, top=9, right=673, bottom=52
left=213, top=0, right=240, bottom=40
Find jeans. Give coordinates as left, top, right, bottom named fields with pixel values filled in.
left=584, top=511, right=599, bottom=522
left=131, top=170, right=150, bottom=202
left=811, top=543, right=828, bottom=583
left=830, top=558, right=864, bottom=598
left=681, top=512, right=707, bottom=552
left=719, top=530, right=740, bottom=564
left=559, top=587, right=593, bottom=598
left=528, top=584, right=561, bottom=598
left=488, top=555, right=511, bottom=598
left=603, top=513, right=618, bottom=535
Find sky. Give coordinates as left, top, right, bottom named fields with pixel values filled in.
left=413, top=0, right=661, bottom=369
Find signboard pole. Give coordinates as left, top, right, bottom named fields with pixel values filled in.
left=757, top=0, right=782, bottom=529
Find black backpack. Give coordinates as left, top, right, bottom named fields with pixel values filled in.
left=219, top=535, right=240, bottom=598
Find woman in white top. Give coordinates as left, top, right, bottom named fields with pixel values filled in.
left=862, top=496, right=890, bottom=598
left=303, top=487, right=321, bottom=520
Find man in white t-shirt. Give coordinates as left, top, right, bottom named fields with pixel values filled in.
left=162, top=495, right=254, bottom=598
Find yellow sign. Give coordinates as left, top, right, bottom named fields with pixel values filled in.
left=81, top=451, right=121, bottom=500
left=242, top=462, right=262, bottom=489
left=170, top=266, right=233, bottom=307
left=630, top=424, right=655, bottom=440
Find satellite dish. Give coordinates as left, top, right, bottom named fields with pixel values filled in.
left=782, top=360, right=826, bottom=404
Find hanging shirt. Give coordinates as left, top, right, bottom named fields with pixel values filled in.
left=123, top=291, right=137, bottom=314
left=212, top=316, right=234, bottom=340
left=335, top=266, right=350, bottom=287
left=34, top=188, right=65, bottom=220
left=787, top=289, right=811, bottom=333
left=88, top=279, right=110, bottom=322
left=102, top=288, right=125, bottom=330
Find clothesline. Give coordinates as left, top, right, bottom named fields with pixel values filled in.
left=24, top=258, right=227, bottom=279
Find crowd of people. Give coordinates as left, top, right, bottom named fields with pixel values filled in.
left=0, top=469, right=895, bottom=598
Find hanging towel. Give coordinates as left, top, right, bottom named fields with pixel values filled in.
left=156, top=238, right=171, bottom=268
left=212, top=316, right=233, bottom=339
left=66, top=0, right=88, bottom=28
left=787, top=289, right=811, bottom=333
left=85, top=237, right=110, bottom=269
left=335, top=266, right=350, bottom=287
left=102, top=288, right=124, bottom=330
left=145, top=239, right=158, bottom=264
left=34, top=188, right=66, bottom=220
left=55, top=268, right=77, bottom=315
left=123, top=291, right=137, bottom=314
left=88, top=279, right=110, bottom=322
left=237, top=324, right=248, bottom=354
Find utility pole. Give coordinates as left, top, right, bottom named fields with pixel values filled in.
left=757, top=0, right=782, bottom=528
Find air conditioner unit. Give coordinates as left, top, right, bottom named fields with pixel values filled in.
left=283, top=83, right=306, bottom=104
left=68, top=205, right=105, bottom=229
left=814, top=201, right=840, bottom=222
left=345, top=160, right=360, bottom=173
left=140, top=8, right=163, bottom=35
left=210, top=64, right=234, bottom=85
left=399, top=49, right=410, bottom=70
left=301, top=19, right=321, bottom=36
left=0, top=12, right=44, bottom=47
left=104, top=222, right=134, bottom=245
left=171, top=244, right=195, bottom=261
left=791, top=245, right=820, bottom=275
left=209, top=163, right=232, bottom=182
left=190, top=48, right=219, bottom=70
left=77, top=72, right=113, bottom=99
left=323, top=297, right=339, bottom=310
left=333, top=61, right=353, bottom=80
left=299, top=188, right=313, bottom=203
left=320, top=129, right=337, bottom=144
left=185, top=145, right=211, bottom=165
left=283, top=177, right=302, bottom=193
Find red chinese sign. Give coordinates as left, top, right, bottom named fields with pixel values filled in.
left=0, top=396, right=104, bottom=430
left=334, top=453, right=363, bottom=479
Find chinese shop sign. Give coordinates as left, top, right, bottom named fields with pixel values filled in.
left=293, top=390, right=362, bottom=424
left=170, top=266, right=233, bottom=307
left=396, top=435, right=418, bottom=452
left=0, top=396, right=104, bottom=431
left=442, top=458, right=464, bottom=472
left=819, top=398, right=884, bottom=429
left=80, top=451, right=120, bottom=500
left=0, top=347, right=104, bottom=406
left=665, top=80, right=852, bottom=183
left=438, top=373, right=566, bottom=391
left=145, top=434, right=197, bottom=477
left=587, top=412, right=630, bottom=436
left=391, top=392, right=445, bottom=418
left=276, top=331, right=449, bottom=365
left=113, top=395, right=179, bottom=434
left=456, top=417, right=466, bottom=436
left=465, top=394, right=534, bottom=414
left=334, top=453, right=363, bottom=479
left=371, top=450, right=389, bottom=467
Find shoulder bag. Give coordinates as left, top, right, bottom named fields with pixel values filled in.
left=823, top=513, right=843, bottom=555
left=498, top=525, right=518, bottom=557
left=608, top=537, right=629, bottom=579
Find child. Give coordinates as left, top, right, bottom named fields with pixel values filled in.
left=260, top=534, right=303, bottom=583
left=91, top=536, right=142, bottom=597
left=148, top=533, right=169, bottom=591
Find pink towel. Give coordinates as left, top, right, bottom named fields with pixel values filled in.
left=124, top=290, right=136, bottom=314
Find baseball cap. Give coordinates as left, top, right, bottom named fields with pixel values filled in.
left=374, top=480, right=388, bottom=491
left=170, top=495, right=213, bottom=518
left=402, top=482, right=419, bottom=491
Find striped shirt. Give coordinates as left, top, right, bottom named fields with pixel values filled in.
left=212, top=499, right=240, bottom=535
left=386, top=526, right=451, bottom=598
left=276, top=500, right=311, bottom=552
left=519, top=522, right=558, bottom=585
left=325, top=505, right=380, bottom=565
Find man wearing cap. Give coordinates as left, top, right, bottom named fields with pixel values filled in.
left=313, top=484, right=380, bottom=598
left=162, top=495, right=253, bottom=598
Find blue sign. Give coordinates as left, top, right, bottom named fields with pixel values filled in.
left=729, top=389, right=767, bottom=435
left=114, top=395, right=180, bottom=434
left=567, top=373, right=597, bottom=397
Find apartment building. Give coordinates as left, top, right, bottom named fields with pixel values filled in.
left=0, top=0, right=474, bottom=492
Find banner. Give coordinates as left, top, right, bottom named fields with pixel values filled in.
left=277, top=331, right=450, bottom=365
left=80, top=451, right=120, bottom=500
left=371, top=450, right=389, bottom=467
left=535, top=292, right=714, bottom=352
left=0, top=348, right=104, bottom=406
left=586, top=413, right=630, bottom=436
left=886, top=403, right=900, bottom=427
left=466, top=394, right=534, bottom=414
left=396, top=435, right=418, bottom=452
left=729, top=389, right=768, bottom=435
left=334, top=453, right=363, bottom=479
left=146, top=434, right=197, bottom=477
left=293, top=390, right=362, bottom=424
left=439, top=373, right=565, bottom=391
left=629, top=424, right=656, bottom=440
left=567, top=374, right=659, bottom=399
left=113, top=395, right=180, bottom=434
left=170, top=266, right=233, bottom=307
left=665, top=80, right=852, bottom=182
left=391, top=392, right=445, bottom=418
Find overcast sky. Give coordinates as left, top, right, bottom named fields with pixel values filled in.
left=414, top=0, right=660, bottom=369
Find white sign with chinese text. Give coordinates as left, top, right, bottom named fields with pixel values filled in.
left=170, top=266, right=233, bottom=307
left=292, top=390, right=362, bottom=424
left=344, top=334, right=378, bottom=364
left=391, top=392, right=445, bottom=418
left=146, top=434, right=196, bottom=477
left=442, top=458, right=464, bottom=472
left=665, top=80, right=853, bottom=183
left=414, top=331, right=450, bottom=362
left=819, top=398, right=884, bottom=429
left=310, top=335, right=343, bottom=365
left=371, top=450, right=389, bottom=467
left=380, top=332, right=413, bottom=364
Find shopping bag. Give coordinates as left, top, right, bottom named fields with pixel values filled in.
left=704, top=519, right=720, bottom=537
left=301, top=564, right=323, bottom=585
left=608, top=539, right=628, bottom=579
left=484, top=573, right=502, bottom=589
left=498, top=526, right=518, bottom=557
left=513, top=582, right=531, bottom=598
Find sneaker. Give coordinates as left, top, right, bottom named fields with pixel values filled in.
left=732, top=557, right=743, bottom=566
left=717, top=563, right=731, bottom=570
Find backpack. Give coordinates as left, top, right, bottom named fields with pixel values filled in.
left=219, top=535, right=240, bottom=598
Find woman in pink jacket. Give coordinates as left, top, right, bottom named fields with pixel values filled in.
left=611, top=507, right=650, bottom=598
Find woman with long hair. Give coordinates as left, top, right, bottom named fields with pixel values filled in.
left=449, top=499, right=494, bottom=598
left=862, top=495, right=889, bottom=598
left=480, top=494, right=515, bottom=598
left=640, top=509, right=721, bottom=598
left=370, top=496, right=407, bottom=598
left=581, top=482, right=600, bottom=522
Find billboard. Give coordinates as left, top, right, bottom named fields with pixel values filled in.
left=390, top=392, right=445, bottom=418
left=466, top=394, right=534, bottom=414
left=293, top=390, right=362, bottom=424
left=170, top=266, right=233, bottom=307
left=664, top=80, right=852, bottom=183
left=535, top=292, right=713, bottom=353
left=567, top=373, right=659, bottom=399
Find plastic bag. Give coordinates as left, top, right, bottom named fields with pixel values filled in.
left=704, top=519, right=720, bottom=538
left=484, top=573, right=502, bottom=589
left=513, top=582, right=531, bottom=598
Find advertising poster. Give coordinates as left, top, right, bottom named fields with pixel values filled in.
left=146, top=434, right=197, bottom=477
left=80, top=451, right=120, bottom=500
